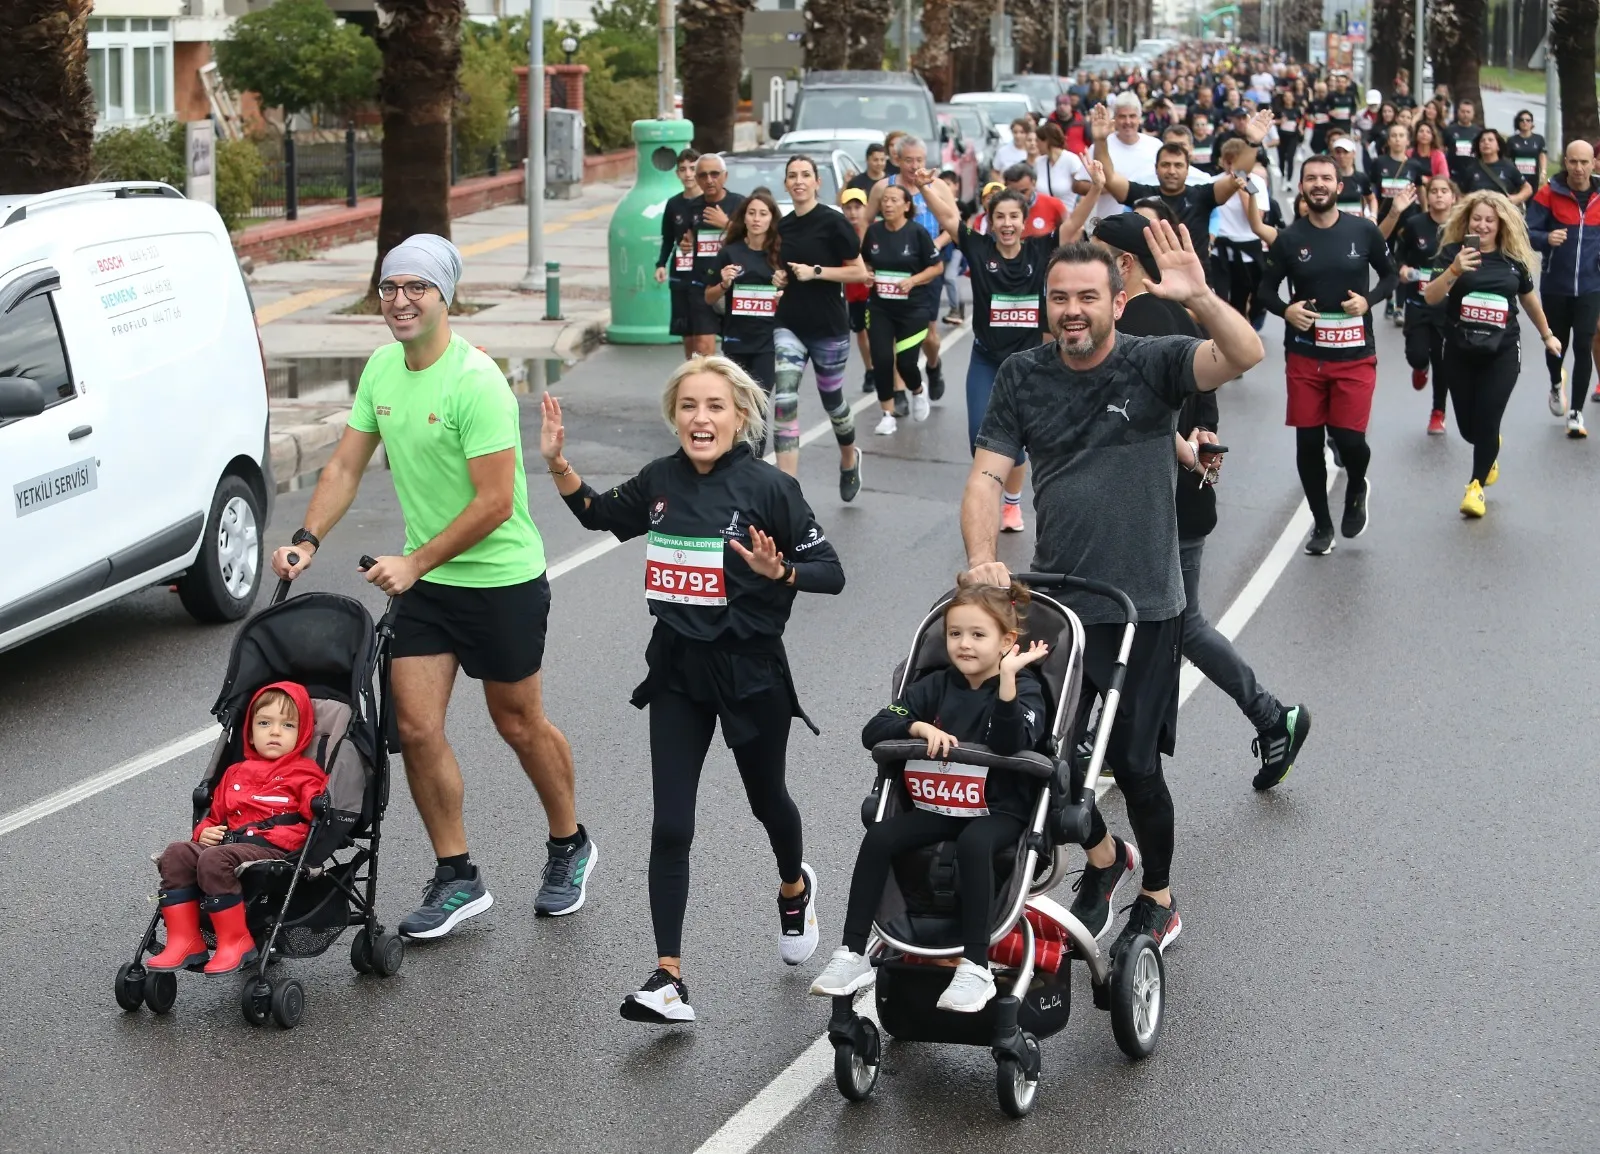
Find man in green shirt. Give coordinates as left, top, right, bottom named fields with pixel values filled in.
left=270, top=234, right=597, bottom=938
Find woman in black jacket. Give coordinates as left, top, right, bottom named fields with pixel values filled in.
left=540, top=355, right=845, bottom=1024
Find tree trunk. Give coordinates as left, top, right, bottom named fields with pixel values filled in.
left=804, top=0, right=851, bottom=70
left=369, top=0, right=462, bottom=298
left=681, top=0, right=754, bottom=152
left=846, top=0, right=892, bottom=69
left=0, top=0, right=95, bottom=193
left=1553, top=0, right=1599, bottom=147
left=950, top=0, right=992, bottom=89
left=1369, top=0, right=1414, bottom=98
left=1010, top=0, right=1050, bottom=75
left=1429, top=0, right=1487, bottom=123
left=1281, top=0, right=1322, bottom=65
left=915, top=0, right=954, bottom=100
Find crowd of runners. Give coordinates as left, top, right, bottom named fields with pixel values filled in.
left=244, top=38, right=1600, bottom=1027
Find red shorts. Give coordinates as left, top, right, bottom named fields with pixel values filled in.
left=1285, top=353, right=1378, bottom=432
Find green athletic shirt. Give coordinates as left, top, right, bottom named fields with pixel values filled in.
left=349, top=334, right=545, bottom=587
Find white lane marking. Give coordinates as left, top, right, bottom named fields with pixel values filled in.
left=689, top=435, right=1328, bottom=1154
left=0, top=327, right=974, bottom=839
left=0, top=725, right=219, bottom=839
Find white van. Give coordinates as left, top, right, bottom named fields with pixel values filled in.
left=0, top=182, right=272, bottom=654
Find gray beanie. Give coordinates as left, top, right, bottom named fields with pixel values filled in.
left=380, top=233, right=463, bottom=305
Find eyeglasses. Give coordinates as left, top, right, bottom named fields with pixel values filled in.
left=376, top=281, right=436, bottom=302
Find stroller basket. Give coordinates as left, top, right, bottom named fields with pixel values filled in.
left=265, top=864, right=354, bottom=959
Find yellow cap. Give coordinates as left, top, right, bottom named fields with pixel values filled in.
left=840, top=188, right=868, bottom=205
left=982, top=181, right=1005, bottom=198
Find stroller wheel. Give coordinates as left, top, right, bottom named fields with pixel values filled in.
left=270, top=978, right=305, bottom=1029
left=373, top=931, right=405, bottom=978
left=350, top=930, right=375, bottom=974
left=143, top=971, right=178, bottom=1015
left=114, top=963, right=145, bottom=1012
left=240, top=978, right=272, bottom=1027
left=833, top=1019, right=881, bottom=1101
left=995, top=1034, right=1040, bottom=1119
left=1110, top=935, right=1165, bottom=1059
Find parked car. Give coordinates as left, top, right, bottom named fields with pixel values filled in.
left=773, top=70, right=941, bottom=151
left=774, top=128, right=883, bottom=169
left=998, top=74, right=1066, bottom=111
left=1075, top=53, right=1130, bottom=78
left=0, top=181, right=273, bottom=654
left=950, top=92, right=1040, bottom=132
left=720, top=149, right=860, bottom=211
left=939, top=101, right=998, bottom=177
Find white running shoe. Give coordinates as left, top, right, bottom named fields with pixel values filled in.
left=935, top=958, right=997, bottom=1013
left=1551, top=369, right=1568, bottom=417
left=1569, top=411, right=1588, bottom=439
left=910, top=389, right=931, bottom=421
left=873, top=413, right=897, bottom=436
left=620, top=967, right=695, bottom=1023
left=809, top=947, right=875, bottom=997
left=778, top=863, right=820, bottom=966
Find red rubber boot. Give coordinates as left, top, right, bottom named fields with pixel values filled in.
left=202, top=897, right=259, bottom=975
left=148, top=889, right=209, bottom=971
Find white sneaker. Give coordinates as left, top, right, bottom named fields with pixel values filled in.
left=873, top=413, right=897, bottom=436
left=778, top=862, right=820, bottom=966
left=809, top=947, right=875, bottom=996
left=935, top=958, right=997, bottom=1013
left=1569, top=411, right=1588, bottom=439
left=1549, top=383, right=1567, bottom=417
left=619, top=967, right=695, bottom=1023
left=910, top=389, right=930, bottom=421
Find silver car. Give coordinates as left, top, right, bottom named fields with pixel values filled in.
left=720, top=149, right=860, bottom=212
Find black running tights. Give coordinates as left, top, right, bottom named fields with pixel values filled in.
left=648, top=687, right=803, bottom=958
left=1404, top=321, right=1449, bottom=412
left=1296, top=425, right=1371, bottom=531
left=1543, top=292, right=1600, bottom=412
left=841, top=809, right=1024, bottom=964
left=868, top=302, right=926, bottom=403
left=1445, top=340, right=1520, bottom=485
left=1277, top=133, right=1302, bottom=179
left=726, top=348, right=776, bottom=453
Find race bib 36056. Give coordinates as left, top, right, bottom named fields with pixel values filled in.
left=988, top=293, right=1039, bottom=328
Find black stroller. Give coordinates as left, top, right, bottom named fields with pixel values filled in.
left=827, top=573, right=1167, bottom=1117
left=114, top=558, right=403, bottom=1029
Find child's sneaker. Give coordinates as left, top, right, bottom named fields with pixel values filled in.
left=809, top=947, right=874, bottom=996
left=935, top=958, right=997, bottom=1013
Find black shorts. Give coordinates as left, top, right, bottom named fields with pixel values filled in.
left=391, top=575, right=551, bottom=683
left=849, top=298, right=868, bottom=333
left=1073, top=615, right=1182, bottom=782
left=685, top=286, right=722, bottom=337
left=669, top=284, right=689, bottom=336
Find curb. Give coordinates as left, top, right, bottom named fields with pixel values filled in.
left=269, top=408, right=351, bottom=487
left=553, top=310, right=611, bottom=360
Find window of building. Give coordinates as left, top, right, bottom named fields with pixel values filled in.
left=88, top=19, right=174, bottom=126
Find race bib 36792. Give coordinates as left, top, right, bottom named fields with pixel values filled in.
left=645, top=532, right=726, bottom=605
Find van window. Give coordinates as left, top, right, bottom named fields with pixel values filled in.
left=0, top=294, right=75, bottom=426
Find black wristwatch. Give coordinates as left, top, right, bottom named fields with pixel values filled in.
left=291, top=528, right=320, bottom=550
left=780, top=562, right=796, bottom=585
left=812, top=264, right=822, bottom=279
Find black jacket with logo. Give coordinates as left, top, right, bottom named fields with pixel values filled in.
left=1259, top=214, right=1398, bottom=361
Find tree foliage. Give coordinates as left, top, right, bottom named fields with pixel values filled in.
left=1552, top=0, right=1599, bottom=147
left=90, top=119, right=262, bottom=232
left=0, top=0, right=95, bottom=193
left=214, top=0, right=381, bottom=120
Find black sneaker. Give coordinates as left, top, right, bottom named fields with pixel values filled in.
left=398, top=865, right=493, bottom=939
left=1111, top=893, right=1182, bottom=959
left=1304, top=524, right=1336, bottom=556
left=1252, top=704, right=1312, bottom=791
left=1067, top=836, right=1139, bottom=938
left=892, top=390, right=909, bottom=418
left=1341, top=477, right=1370, bottom=538
left=839, top=447, right=862, bottom=502
left=927, top=362, right=945, bottom=401
left=620, top=967, right=695, bottom=1023
left=535, top=828, right=598, bottom=916
left=862, top=371, right=875, bottom=394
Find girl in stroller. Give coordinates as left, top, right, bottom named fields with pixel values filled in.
left=145, top=682, right=328, bottom=976
left=811, top=583, right=1048, bottom=1013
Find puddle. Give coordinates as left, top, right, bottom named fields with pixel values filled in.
left=266, top=355, right=568, bottom=403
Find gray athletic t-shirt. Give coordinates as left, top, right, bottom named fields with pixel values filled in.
left=975, top=335, right=1200, bottom=625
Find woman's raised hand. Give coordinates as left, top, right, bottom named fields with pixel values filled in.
left=729, top=526, right=787, bottom=580
left=539, top=392, right=566, bottom=463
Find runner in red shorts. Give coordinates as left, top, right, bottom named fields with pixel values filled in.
left=1259, top=154, right=1398, bottom=555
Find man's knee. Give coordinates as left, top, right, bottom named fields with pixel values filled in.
left=396, top=711, right=448, bottom=757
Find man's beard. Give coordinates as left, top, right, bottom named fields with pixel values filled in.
left=1305, top=188, right=1337, bottom=212
left=1053, top=312, right=1111, bottom=358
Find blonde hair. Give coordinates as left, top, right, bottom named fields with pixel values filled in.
left=661, top=355, right=769, bottom=449
left=1442, top=190, right=1537, bottom=273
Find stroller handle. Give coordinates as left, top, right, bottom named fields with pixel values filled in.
left=1012, top=573, right=1138, bottom=626
left=270, top=551, right=301, bottom=606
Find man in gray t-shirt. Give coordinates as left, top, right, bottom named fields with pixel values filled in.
left=961, top=224, right=1264, bottom=962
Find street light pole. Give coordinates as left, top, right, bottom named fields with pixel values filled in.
left=1411, top=0, right=1424, bottom=107
left=1051, top=0, right=1060, bottom=77
left=658, top=0, right=676, bottom=119
left=901, top=0, right=911, bottom=72
left=518, top=0, right=545, bottom=293
left=1544, top=2, right=1560, bottom=155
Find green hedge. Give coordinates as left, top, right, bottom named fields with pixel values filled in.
left=92, top=120, right=265, bottom=233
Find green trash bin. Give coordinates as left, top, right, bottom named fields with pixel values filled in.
left=607, top=118, right=696, bottom=345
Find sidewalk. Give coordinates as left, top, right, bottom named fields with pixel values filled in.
left=253, top=181, right=627, bottom=486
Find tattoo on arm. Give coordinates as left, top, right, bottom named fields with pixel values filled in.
left=981, top=469, right=1006, bottom=486
left=1210, top=342, right=1220, bottom=362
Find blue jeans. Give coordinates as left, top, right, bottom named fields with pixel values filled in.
left=965, top=338, right=1024, bottom=463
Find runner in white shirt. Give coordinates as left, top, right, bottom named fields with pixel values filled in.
left=1034, top=121, right=1089, bottom=211
left=1093, top=92, right=1163, bottom=219
left=993, top=118, right=1032, bottom=176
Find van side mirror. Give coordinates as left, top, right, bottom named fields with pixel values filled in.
left=768, top=120, right=788, bottom=139
left=0, top=376, right=47, bottom=419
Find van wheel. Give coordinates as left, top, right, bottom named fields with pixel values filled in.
left=178, top=475, right=262, bottom=623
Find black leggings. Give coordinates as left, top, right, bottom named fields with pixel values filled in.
left=841, top=809, right=1024, bottom=964
left=868, top=301, right=927, bottom=403
left=1445, top=340, right=1520, bottom=484
left=1296, top=426, right=1371, bottom=531
left=1277, top=132, right=1302, bottom=177
left=726, top=347, right=776, bottom=453
left=1542, top=292, right=1600, bottom=412
left=1405, top=319, right=1448, bottom=412
left=648, top=687, right=803, bottom=958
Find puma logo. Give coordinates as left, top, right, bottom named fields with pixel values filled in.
left=1106, top=399, right=1131, bottom=420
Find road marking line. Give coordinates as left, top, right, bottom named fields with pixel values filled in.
left=0, top=325, right=969, bottom=840
left=689, top=418, right=1325, bottom=1154
left=256, top=286, right=357, bottom=325
left=0, top=725, right=219, bottom=839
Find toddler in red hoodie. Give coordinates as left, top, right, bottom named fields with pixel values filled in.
left=146, top=681, right=327, bottom=975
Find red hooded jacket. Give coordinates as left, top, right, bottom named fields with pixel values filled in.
left=194, top=681, right=327, bottom=854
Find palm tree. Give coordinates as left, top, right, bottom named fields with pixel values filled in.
left=846, top=0, right=892, bottom=70
left=1369, top=0, right=1414, bottom=100
left=1553, top=0, right=1599, bottom=146
left=914, top=0, right=953, bottom=101
left=804, top=0, right=851, bottom=70
left=0, top=0, right=95, bottom=193
left=1428, top=0, right=1487, bottom=122
left=681, top=0, right=755, bottom=152
left=369, top=0, right=463, bottom=298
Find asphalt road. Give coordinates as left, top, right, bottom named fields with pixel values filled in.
left=2, top=301, right=1597, bottom=1153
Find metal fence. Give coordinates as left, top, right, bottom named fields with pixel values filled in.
left=246, top=126, right=524, bottom=221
